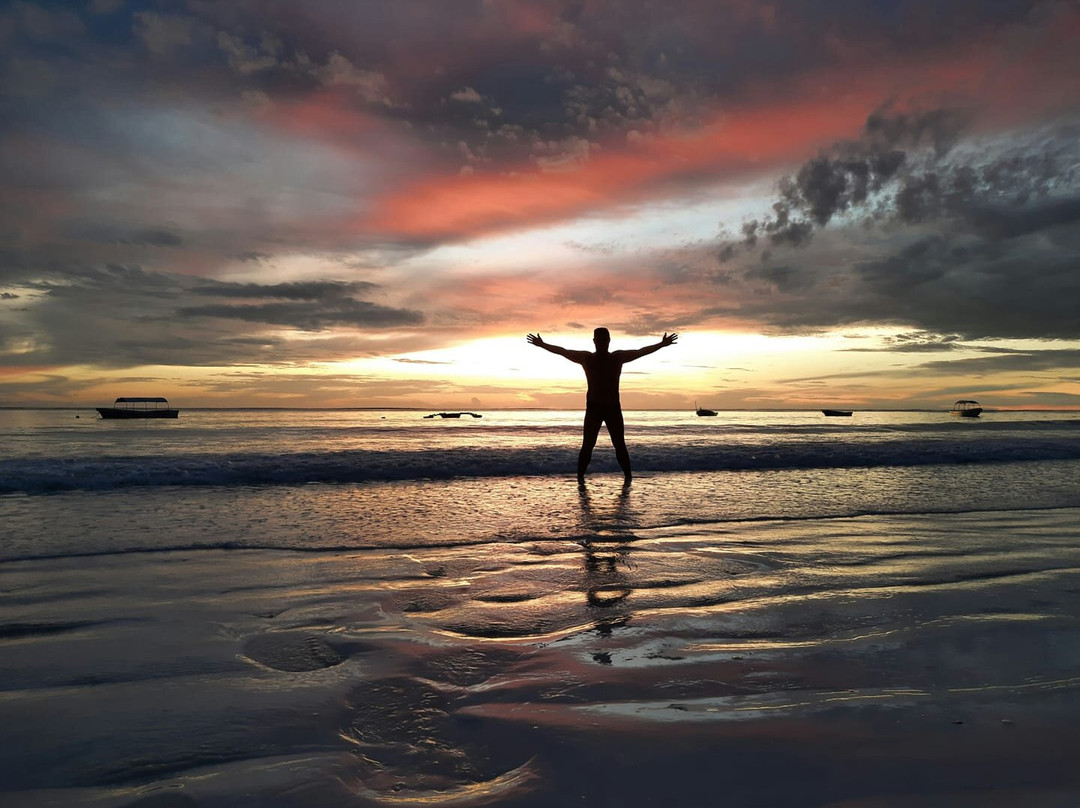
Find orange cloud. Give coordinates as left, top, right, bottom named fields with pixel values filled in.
left=415, top=259, right=734, bottom=338
left=365, top=89, right=880, bottom=240
left=362, top=31, right=1065, bottom=242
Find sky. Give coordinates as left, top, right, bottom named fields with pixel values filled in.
left=1, top=0, right=1079, bottom=410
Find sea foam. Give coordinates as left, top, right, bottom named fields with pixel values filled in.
left=3, top=435, right=1080, bottom=493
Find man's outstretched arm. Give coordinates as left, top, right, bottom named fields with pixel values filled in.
left=617, top=332, right=678, bottom=362
left=526, top=333, right=588, bottom=363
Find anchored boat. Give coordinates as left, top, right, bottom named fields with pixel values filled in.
left=96, top=397, right=179, bottom=419
left=950, top=400, right=982, bottom=418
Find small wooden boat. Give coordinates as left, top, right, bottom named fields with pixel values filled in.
left=97, top=397, right=178, bottom=419
left=950, top=400, right=982, bottom=417
left=423, top=412, right=482, bottom=419
left=821, top=409, right=853, bottom=417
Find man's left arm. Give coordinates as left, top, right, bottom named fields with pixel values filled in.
left=617, top=332, right=678, bottom=363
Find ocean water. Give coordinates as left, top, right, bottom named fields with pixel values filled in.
left=3, top=408, right=1080, bottom=806
left=2, top=407, right=1080, bottom=560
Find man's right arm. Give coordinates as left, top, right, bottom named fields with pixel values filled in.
left=526, top=333, right=587, bottom=363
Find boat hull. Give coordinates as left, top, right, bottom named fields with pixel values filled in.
left=822, top=410, right=853, bottom=416
left=96, top=408, right=179, bottom=419
left=950, top=409, right=982, bottom=417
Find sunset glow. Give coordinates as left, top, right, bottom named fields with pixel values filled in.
left=2, top=1, right=1079, bottom=409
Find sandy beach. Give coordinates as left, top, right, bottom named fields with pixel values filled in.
left=4, top=496, right=1079, bottom=807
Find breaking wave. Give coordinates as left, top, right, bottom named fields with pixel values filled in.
left=4, top=436, right=1080, bottom=494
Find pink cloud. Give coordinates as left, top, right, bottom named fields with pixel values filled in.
left=359, top=49, right=1037, bottom=241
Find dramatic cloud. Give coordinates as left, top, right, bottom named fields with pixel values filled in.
left=1, top=264, right=423, bottom=369
left=701, top=96, right=1080, bottom=341
left=720, top=110, right=1079, bottom=255
left=706, top=227, right=1080, bottom=342
left=190, top=280, right=378, bottom=300
left=848, top=332, right=965, bottom=353
left=1, top=0, right=1078, bottom=405
left=916, top=348, right=1080, bottom=376
left=179, top=299, right=421, bottom=331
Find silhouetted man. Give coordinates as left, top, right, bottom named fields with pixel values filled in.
left=527, top=328, right=677, bottom=480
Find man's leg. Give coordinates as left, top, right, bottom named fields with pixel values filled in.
left=578, top=409, right=603, bottom=477
left=605, top=408, right=632, bottom=480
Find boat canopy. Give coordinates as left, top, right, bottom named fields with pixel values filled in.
left=115, top=397, right=170, bottom=403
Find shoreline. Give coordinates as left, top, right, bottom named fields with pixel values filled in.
left=4, top=502, right=1080, bottom=565
left=3, top=507, right=1079, bottom=805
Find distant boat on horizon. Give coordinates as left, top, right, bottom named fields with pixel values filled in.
left=822, top=409, right=854, bottom=417
left=695, top=402, right=718, bottom=416
left=950, top=400, right=983, bottom=417
left=423, top=412, right=483, bottom=419
left=96, top=397, right=178, bottom=419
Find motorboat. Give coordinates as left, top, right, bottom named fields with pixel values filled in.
left=96, top=397, right=178, bottom=419
left=695, top=403, right=718, bottom=416
left=950, top=400, right=982, bottom=417
left=423, top=412, right=482, bottom=419
left=821, top=409, right=853, bottom=416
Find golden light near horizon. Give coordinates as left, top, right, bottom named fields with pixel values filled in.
left=6, top=325, right=1076, bottom=410
left=342, top=329, right=907, bottom=400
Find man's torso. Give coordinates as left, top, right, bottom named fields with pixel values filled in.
left=580, top=352, right=625, bottom=408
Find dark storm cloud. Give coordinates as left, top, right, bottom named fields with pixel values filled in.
left=744, top=264, right=814, bottom=294
left=851, top=234, right=1080, bottom=339
left=179, top=299, right=421, bottom=331
left=846, top=332, right=964, bottom=352
left=916, top=349, right=1080, bottom=376
left=778, top=347, right=1080, bottom=384
left=780, top=104, right=971, bottom=229
left=0, top=263, right=423, bottom=368
left=703, top=95, right=1080, bottom=340
left=719, top=226, right=1080, bottom=340
left=965, top=196, right=1080, bottom=240
left=720, top=109, right=1079, bottom=258
left=190, top=279, right=378, bottom=300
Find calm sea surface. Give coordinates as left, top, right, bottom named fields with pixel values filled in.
left=2, top=408, right=1079, bottom=560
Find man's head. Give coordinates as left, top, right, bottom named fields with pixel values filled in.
left=593, top=327, right=611, bottom=352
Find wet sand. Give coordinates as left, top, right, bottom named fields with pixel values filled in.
left=2, top=504, right=1080, bottom=806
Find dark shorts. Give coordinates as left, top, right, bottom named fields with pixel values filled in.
left=585, top=403, right=623, bottom=423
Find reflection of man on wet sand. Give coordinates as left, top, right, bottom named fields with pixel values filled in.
left=527, top=328, right=677, bottom=481
left=577, top=479, right=636, bottom=658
